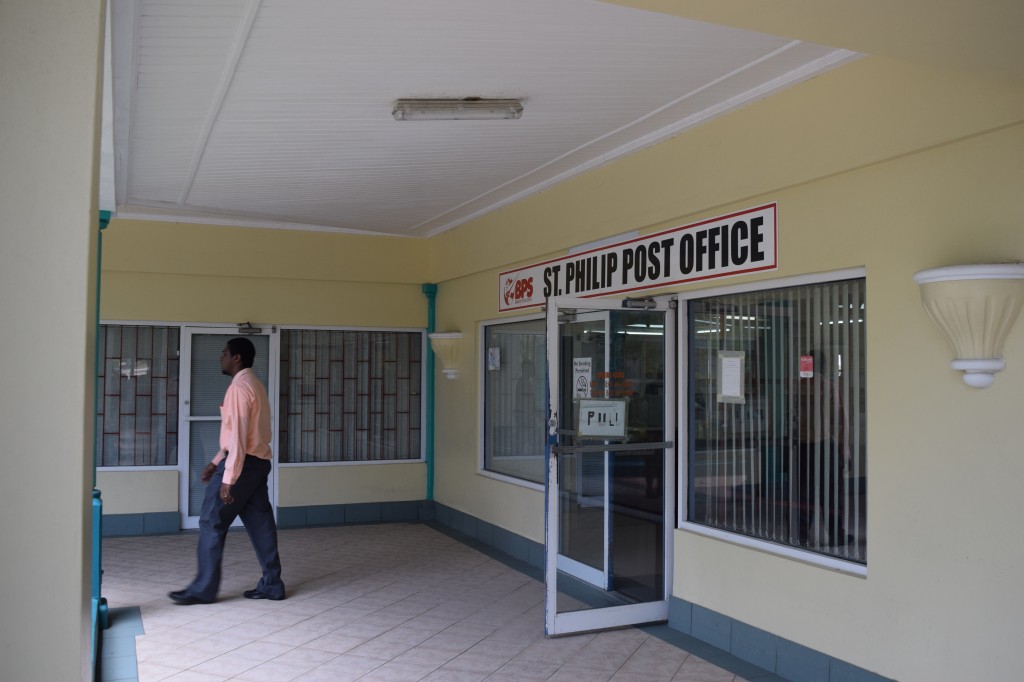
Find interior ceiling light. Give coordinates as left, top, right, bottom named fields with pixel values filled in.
left=392, top=98, right=524, bottom=121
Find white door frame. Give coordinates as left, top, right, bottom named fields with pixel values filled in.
left=177, top=325, right=280, bottom=529
left=544, top=295, right=676, bottom=636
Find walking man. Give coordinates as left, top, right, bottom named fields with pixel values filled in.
left=169, top=337, right=286, bottom=604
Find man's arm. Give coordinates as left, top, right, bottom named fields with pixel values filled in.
left=200, top=461, right=217, bottom=482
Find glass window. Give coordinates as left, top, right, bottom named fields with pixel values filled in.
left=688, top=278, right=866, bottom=563
left=483, top=318, right=546, bottom=483
left=96, top=325, right=180, bottom=466
left=278, top=329, right=422, bottom=463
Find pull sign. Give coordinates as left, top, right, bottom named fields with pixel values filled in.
left=577, top=399, right=627, bottom=439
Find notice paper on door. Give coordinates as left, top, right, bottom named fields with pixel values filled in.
left=573, top=357, right=592, bottom=398
left=717, top=351, right=745, bottom=404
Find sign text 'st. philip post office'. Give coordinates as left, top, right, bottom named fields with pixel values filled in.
left=498, top=204, right=777, bottom=311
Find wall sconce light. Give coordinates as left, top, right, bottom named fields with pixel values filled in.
left=429, top=332, right=463, bottom=380
left=913, top=263, right=1024, bottom=388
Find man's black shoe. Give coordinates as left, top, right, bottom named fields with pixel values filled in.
left=168, top=590, right=214, bottom=605
left=243, top=588, right=285, bottom=601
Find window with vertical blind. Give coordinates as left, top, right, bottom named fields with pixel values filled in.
left=278, top=329, right=423, bottom=463
left=96, top=325, right=180, bottom=466
left=483, top=317, right=546, bottom=484
left=688, top=278, right=867, bottom=563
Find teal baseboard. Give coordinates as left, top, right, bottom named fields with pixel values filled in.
left=431, top=502, right=545, bottom=570
left=277, top=500, right=435, bottom=528
left=102, top=512, right=178, bottom=537
left=669, top=597, right=893, bottom=682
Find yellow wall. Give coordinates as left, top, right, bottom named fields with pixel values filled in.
left=97, top=471, right=178, bottom=514
left=278, top=463, right=427, bottom=506
left=97, top=466, right=426, bottom=512
left=0, top=2, right=104, bottom=680
left=102, top=220, right=429, bottom=326
left=432, top=272, right=547, bottom=539
left=99, top=221, right=432, bottom=514
left=429, top=55, right=1024, bottom=681
left=429, top=56, right=1024, bottom=283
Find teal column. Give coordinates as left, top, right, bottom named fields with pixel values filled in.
left=92, top=211, right=110, bottom=669
left=94, top=211, right=109, bottom=481
left=422, top=284, right=437, bottom=501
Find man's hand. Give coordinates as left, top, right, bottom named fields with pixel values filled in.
left=200, top=462, right=218, bottom=483
left=220, top=483, right=234, bottom=505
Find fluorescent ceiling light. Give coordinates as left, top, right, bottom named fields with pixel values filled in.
left=392, top=98, right=524, bottom=121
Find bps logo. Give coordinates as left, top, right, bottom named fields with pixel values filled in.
left=503, top=276, right=534, bottom=306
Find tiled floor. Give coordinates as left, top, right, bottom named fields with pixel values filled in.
left=100, top=523, right=779, bottom=681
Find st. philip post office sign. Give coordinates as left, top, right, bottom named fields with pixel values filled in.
left=498, top=203, right=777, bottom=312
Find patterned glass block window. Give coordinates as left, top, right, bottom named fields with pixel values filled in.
left=279, top=330, right=423, bottom=463
left=96, top=325, right=180, bottom=466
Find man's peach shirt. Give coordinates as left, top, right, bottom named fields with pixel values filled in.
left=211, top=368, right=272, bottom=486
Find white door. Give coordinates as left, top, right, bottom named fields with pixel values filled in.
left=545, top=296, right=675, bottom=636
left=178, top=327, right=278, bottom=529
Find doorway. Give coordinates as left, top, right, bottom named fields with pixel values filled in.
left=177, top=327, right=278, bottom=529
left=544, top=296, right=675, bottom=635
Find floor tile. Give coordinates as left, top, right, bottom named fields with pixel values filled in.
left=441, top=651, right=510, bottom=675
left=547, top=665, right=615, bottom=681
left=161, top=671, right=230, bottom=682
left=392, top=645, right=461, bottom=668
left=488, top=658, right=562, bottom=680
left=314, top=652, right=387, bottom=678
left=135, top=662, right=182, bottom=682
left=303, top=631, right=369, bottom=654
left=273, top=646, right=340, bottom=669
left=345, top=638, right=415, bottom=661
left=233, top=659, right=311, bottom=682
left=102, top=524, right=759, bottom=682
left=421, top=669, right=488, bottom=682
left=358, top=660, right=442, bottom=681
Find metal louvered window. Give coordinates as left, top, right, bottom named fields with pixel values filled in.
left=688, top=278, right=867, bottom=563
left=278, top=329, right=423, bottom=463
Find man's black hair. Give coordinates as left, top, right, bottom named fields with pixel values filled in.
left=226, top=337, right=256, bottom=369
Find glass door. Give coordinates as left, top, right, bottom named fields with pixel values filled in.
left=555, top=310, right=611, bottom=589
left=178, top=327, right=277, bottom=529
left=545, top=295, right=675, bottom=636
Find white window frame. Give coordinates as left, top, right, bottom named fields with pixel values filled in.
left=477, top=313, right=546, bottom=491
left=676, top=267, right=868, bottom=577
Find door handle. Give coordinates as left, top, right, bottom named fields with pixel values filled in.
left=551, top=441, right=673, bottom=454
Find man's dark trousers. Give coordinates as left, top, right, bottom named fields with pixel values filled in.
left=186, top=456, right=285, bottom=601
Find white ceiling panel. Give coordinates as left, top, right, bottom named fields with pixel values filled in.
left=111, top=0, right=857, bottom=237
